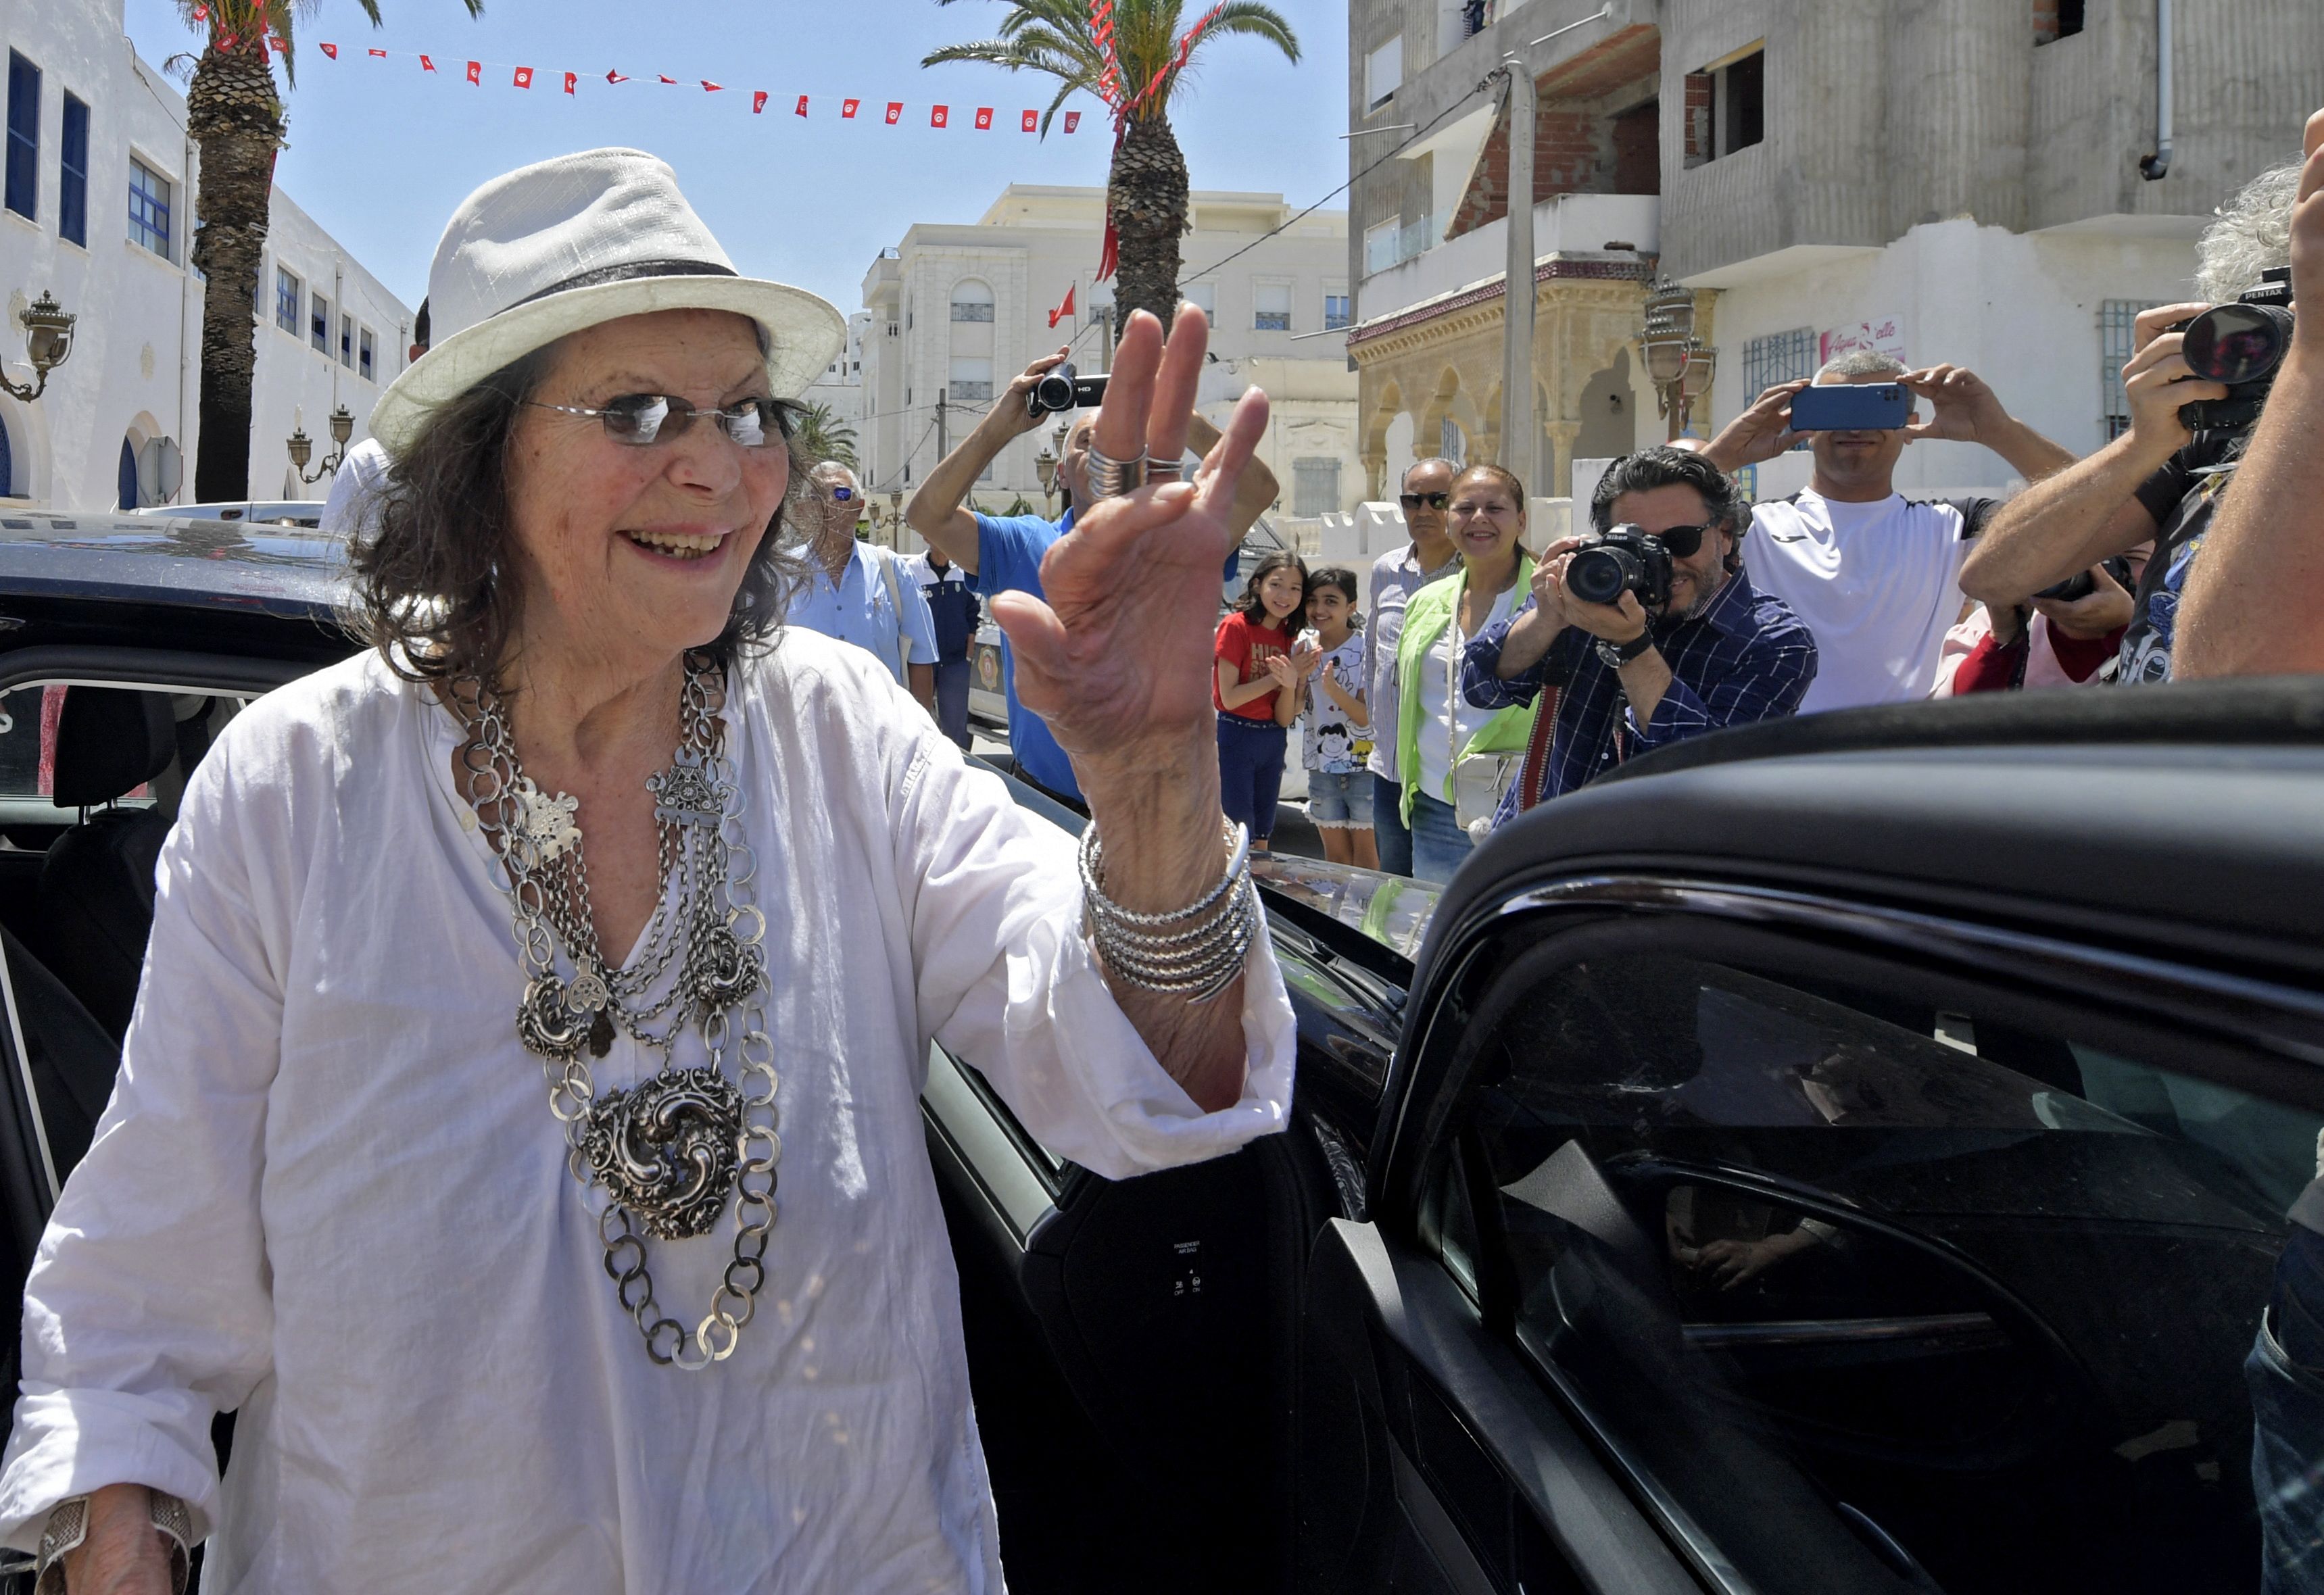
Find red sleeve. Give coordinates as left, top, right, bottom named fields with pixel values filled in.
left=2045, top=624, right=2127, bottom=683
left=1213, top=614, right=1249, bottom=712
left=1950, top=629, right=2027, bottom=695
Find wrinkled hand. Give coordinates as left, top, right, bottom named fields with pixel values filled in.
left=994, top=308, right=1269, bottom=776
left=62, top=1485, right=175, bottom=1595
left=2032, top=562, right=2135, bottom=639
left=1703, top=380, right=1807, bottom=470
left=1901, top=364, right=2008, bottom=442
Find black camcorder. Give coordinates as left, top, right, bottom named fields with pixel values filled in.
left=1027, top=364, right=1111, bottom=421
left=1566, top=523, right=1673, bottom=610
left=2177, top=267, right=2294, bottom=433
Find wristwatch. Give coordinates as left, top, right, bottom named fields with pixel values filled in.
left=34, top=1491, right=192, bottom=1595
left=1595, top=629, right=1655, bottom=670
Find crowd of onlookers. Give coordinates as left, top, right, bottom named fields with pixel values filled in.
left=789, top=107, right=2319, bottom=898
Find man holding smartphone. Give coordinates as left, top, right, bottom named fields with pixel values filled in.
left=906, top=335, right=1279, bottom=807
left=1703, top=351, right=2073, bottom=711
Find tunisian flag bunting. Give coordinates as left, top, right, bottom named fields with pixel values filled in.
left=1021, top=109, right=1038, bottom=131
left=318, top=42, right=337, bottom=59
left=1048, top=285, right=1076, bottom=330
left=796, top=95, right=810, bottom=117
left=1063, top=110, right=1082, bottom=132
left=606, top=69, right=629, bottom=83
left=564, top=72, right=578, bottom=94
left=974, top=107, right=993, bottom=129
left=931, top=105, right=948, bottom=126
left=465, top=59, right=481, bottom=84
left=752, top=91, right=767, bottom=113
left=843, top=99, right=861, bottom=118
left=418, top=54, right=436, bottom=71
left=702, top=80, right=723, bottom=92
left=657, top=74, right=677, bottom=84
left=884, top=101, right=902, bottom=124
left=513, top=66, right=533, bottom=88
left=368, top=48, right=387, bottom=57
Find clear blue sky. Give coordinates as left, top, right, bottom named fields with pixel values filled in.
left=120, top=0, right=1349, bottom=319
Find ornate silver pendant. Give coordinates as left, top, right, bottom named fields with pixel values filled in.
left=648, top=748, right=725, bottom=831
left=689, top=925, right=766, bottom=1011
left=583, top=1069, right=745, bottom=1240
left=518, top=975, right=593, bottom=1061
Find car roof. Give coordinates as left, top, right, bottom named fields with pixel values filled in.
left=0, top=509, right=350, bottom=622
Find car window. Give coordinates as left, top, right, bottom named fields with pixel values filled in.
left=0, top=686, right=64, bottom=798
left=1449, top=949, right=2315, bottom=1595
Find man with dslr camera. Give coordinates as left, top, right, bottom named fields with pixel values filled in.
left=1962, top=157, right=2302, bottom=683
left=1461, top=447, right=1817, bottom=827
left=907, top=333, right=1278, bottom=806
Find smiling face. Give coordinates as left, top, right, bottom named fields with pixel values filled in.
left=1609, top=483, right=1736, bottom=620
left=1305, top=582, right=1353, bottom=637
left=1808, top=368, right=1913, bottom=498
left=502, top=308, right=788, bottom=675
left=1257, top=563, right=1307, bottom=624
left=1446, top=472, right=1526, bottom=570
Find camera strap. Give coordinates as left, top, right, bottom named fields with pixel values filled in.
left=1516, top=683, right=1562, bottom=812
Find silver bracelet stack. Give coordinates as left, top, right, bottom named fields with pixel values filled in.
left=1080, top=817, right=1259, bottom=1005
left=1084, top=444, right=1145, bottom=500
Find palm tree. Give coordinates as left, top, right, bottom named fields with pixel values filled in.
left=795, top=401, right=859, bottom=470
left=171, top=1, right=483, bottom=503
left=923, top=0, right=1297, bottom=340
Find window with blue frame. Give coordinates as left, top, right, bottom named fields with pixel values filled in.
left=6, top=53, right=39, bottom=221
left=310, top=291, right=330, bottom=352
left=128, top=157, right=170, bottom=257
left=275, top=267, right=301, bottom=334
left=1324, top=293, right=1351, bottom=332
left=59, top=94, right=87, bottom=246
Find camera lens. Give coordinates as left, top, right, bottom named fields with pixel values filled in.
left=1566, top=545, right=1640, bottom=608
left=1027, top=370, right=1078, bottom=418
left=2183, top=303, right=2293, bottom=385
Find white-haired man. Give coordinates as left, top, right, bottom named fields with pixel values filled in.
left=1704, top=353, right=2073, bottom=711
left=786, top=461, right=939, bottom=716
left=1961, top=157, right=2304, bottom=685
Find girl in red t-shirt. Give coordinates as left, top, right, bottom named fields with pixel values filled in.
left=1214, top=551, right=1316, bottom=848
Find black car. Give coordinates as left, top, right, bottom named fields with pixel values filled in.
left=2, top=511, right=2321, bottom=1594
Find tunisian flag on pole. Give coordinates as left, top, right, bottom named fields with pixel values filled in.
left=1047, top=285, right=1076, bottom=330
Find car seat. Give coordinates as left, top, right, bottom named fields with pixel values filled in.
left=38, top=688, right=178, bottom=1037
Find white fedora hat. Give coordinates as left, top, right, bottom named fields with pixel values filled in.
left=370, top=147, right=842, bottom=456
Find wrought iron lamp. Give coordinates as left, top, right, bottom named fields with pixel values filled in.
left=1638, top=276, right=1716, bottom=440
left=288, top=404, right=355, bottom=485
left=0, top=291, right=76, bottom=403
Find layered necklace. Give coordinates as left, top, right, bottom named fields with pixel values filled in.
left=454, top=652, right=781, bottom=1369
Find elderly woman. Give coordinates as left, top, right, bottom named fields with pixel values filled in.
left=0, top=149, right=1292, bottom=1592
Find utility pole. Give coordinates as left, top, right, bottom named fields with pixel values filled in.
left=935, top=390, right=948, bottom=472
left=1499, top=55, right=1536, bottom=492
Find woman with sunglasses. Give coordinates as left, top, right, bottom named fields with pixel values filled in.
left=1393, top=463, right=1540, bottom=883
left=0, top=149, right=1296, bottom=1593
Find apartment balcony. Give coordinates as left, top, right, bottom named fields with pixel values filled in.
left=1359, top=192, right=1659, bottom=318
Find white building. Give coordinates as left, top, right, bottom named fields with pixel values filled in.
left=0, top=0, right=412, bottom=512
left=858, top=185, right=1362, bottom=547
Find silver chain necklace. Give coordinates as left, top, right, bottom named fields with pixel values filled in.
left=453, top=654, right=781, bottom=1369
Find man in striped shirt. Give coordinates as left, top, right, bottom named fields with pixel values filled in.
left=1463, top=447, right=1817, bottom=829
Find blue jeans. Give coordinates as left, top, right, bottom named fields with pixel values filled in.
left=2252, top=1225, right=2324, bottom=1594
left=934, top=658, right=972, bottom=752
left=1372, top=772, right=1413, bottom=876
left=1307, top=768, right=1374, bottom=829
left=1217, top=716, right=1288, bottom=842
left=1408, top=789, right=1473, bottom=885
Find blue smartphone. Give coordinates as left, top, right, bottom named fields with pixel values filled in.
left=1789, top=382, right=1912, bottom=431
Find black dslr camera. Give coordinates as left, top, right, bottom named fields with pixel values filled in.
left=1027, top=363, right=1111, bottom=421
left=1566, top=522, right=1673, bottom=610
left=2177, top=266, right=2294, bottom=433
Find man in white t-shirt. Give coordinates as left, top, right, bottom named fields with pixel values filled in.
left=1702, top=351, right=2075, bottom=712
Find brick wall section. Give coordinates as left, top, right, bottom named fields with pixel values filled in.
left=1447, top=110, right=1604, bottom=239
left=1682, top=72, right=1713, bottom=168
left=2033, top=0, right=2060, bottom=45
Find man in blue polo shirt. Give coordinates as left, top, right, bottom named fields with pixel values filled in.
left=905, top=342, right=1280, bottom=806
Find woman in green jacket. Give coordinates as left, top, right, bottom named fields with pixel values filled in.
left=1395, top=463, right=1539, bottom=883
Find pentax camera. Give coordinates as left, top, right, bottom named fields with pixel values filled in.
left=1566, top=523, right=1673, bottom=610
left=1027, top=363, right=1111, bottom=421
left=2177, top=267, right=2294, bottom=433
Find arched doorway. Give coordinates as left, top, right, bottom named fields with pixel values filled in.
left=118, top=437, right=139, bottom=510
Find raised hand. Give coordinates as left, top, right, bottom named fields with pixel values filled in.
left=1901, top=364, right=2009, bottom=443
left=1701, top=380, right=1807, bottom=472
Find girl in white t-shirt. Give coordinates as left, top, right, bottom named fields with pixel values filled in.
left=1277, top=566, right=1376, bottom=868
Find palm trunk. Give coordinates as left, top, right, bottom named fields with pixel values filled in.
left=187, top=41, right=283, bottom=504
left=1107, top=112, right=1190, bottom=342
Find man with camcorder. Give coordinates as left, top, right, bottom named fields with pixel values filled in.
left=1460, top=447, right=1817, bottom=829
left=906, top=337, right=1278, bottom=807
left=1961, top=157, right=2302, bottom=684
left=1703, top=353, right=2074, bottom=711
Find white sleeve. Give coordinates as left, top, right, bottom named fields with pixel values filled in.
left=889, top=729, right=1294, bottom=1180
left=0, top=745, right=284, bottom=1550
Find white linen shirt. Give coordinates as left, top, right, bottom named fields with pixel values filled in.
left=0, top=633, right=1297, bottom=1592
left=784, top=539, right=940, bottom=688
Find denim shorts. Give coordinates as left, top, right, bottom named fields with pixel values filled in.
left=1307, top=768, right=1375, bottom=829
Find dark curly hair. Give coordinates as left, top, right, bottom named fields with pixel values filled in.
left=1589, top=447, right=1753, bottom=538
left=345, top=342, right=815, bottom=684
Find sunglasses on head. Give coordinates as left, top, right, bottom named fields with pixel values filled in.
left=527, top=393, right=785, bottom=448
left=1399, top=491, right=1450, bottom=510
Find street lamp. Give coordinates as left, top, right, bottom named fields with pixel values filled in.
left=1034, top=443, right=1057, bottom=504
left=0, top=291, right=76, bottom=403
left=1638, top=275, right=1716, bottom=440
left=288, top=403, right=355, bottom=485
left=864, top=488, right=909, bottom=549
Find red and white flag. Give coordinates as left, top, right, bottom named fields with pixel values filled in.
left=1047, top=285, right=1076, bottom=330
left=564, top=72, right=577, bottom=94
left=191, top=4, right=208, bottom=20
left=464, top=59, right=481, bottom=84
left=606, top=68, right=629, bottom=83
left=268, top=34, right=287, bottom=53
left=701, top=80, right=723, bottom=92
left=752, top=91, right=767, bottom=114
left=974, top=107, right=993, bottom=129
left=796, top=95, right=810, bottom=117
left=1021, top=109, right=1038, bottom=131
left=843, top=98, right=861, bottom=119
left=657, top=74, right=677, bottom=85
left=931, top=104, right=948, bottom=126
left=368, top=47, right=387, bottom=57
left=1063, top=110, right=1082, bottom=133
left=318, top=41, right=338, bottom=59
left=884, top=101, right=902, bottom=124
left=513, top=66, right=533, bottom=88
left=419, top=54, right=437, bottom=72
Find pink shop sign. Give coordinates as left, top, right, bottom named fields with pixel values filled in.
left=1819, top=314, right=1907, bottom=366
